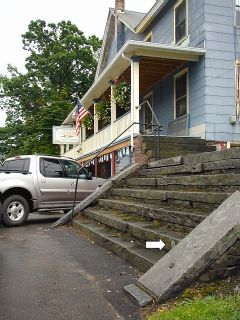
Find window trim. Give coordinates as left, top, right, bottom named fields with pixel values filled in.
left=174, top=0, right=188, bottom=44
left=235, top=60, right=240, bottom=116
left=174, top=68, right=189, bottom=120
left=235, top=0, right=240, bottom=28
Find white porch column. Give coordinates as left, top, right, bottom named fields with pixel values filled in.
left=94, top=103, right=98, bottom=134
left=60, top=144, right=65, bottom=156
left=110, top=83, right=116, bottom=140
left=130, top=56, right=140, bottom=148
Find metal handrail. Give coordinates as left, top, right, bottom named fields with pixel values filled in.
left=70, top=121, right=163, bottom=225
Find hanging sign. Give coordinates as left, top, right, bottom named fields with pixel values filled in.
left=52, top=126, right=81, bottom=144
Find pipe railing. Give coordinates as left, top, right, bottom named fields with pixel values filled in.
left=70, top=121, right=163, bottom=225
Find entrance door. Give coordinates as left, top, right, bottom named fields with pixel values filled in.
left=141, top=93, right=153, bottom=134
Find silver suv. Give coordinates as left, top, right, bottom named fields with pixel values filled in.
left=0, top=155, right=105, bottom=226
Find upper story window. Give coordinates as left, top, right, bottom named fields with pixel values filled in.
left=174, top=69, right=188, bottom=119
left=235, top=0, right=240, bottom=27
left=174, top=0, right=187, bottom=44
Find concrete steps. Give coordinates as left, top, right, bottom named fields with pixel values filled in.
left=72, top=147, right=240, bottom=275
left=98, top=199, right=205, bottom=230
left=84, top=208, right=185, bottom=250
left=110, top=188, right=230, bottom=211
left=124, top=174, right=240, bottom=192
left=73, top=217, right=165, bottom=272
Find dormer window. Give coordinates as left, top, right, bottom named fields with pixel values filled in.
left=174, top=0, right=187, bottom=44
left=235, top=0, right=240, bottom=27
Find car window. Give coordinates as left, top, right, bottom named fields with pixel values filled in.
left=62, top=160, right=88, bottom=180
left=40, top=158, right=64, bottom=178
left=1, top=158, right=30, bottom=171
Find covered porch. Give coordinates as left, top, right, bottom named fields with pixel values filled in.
left=63, top=41, right=205, bottom=175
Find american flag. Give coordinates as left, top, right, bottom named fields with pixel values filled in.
left=75, top=99, right=88, bottom=136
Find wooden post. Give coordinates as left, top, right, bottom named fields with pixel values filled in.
left=111, top=151, right=116, bottom=176
left=130, top=56, right=140, bottom=149
left=60, top=144, right=65, bottom=156
left=110, top=83, right=116, bottom=140
left=94, top=157, right=98, bottom=177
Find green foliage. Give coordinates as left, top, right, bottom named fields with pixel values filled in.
left=113, top=80, right=131, bottom=110
left=0, top=20, right=101, bottom=156
left=95, top=100, right=111, bottom=121
left=148, top=295, right=240, bottom=320
left=82, top=115, right=94, bottom=130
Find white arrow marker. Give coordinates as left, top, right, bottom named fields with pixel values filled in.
left=146, top=240, right=165, bottom=251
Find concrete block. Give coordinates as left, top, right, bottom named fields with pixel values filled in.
left=136, top=191, right=240, bottom=303
left=148, top=156, right=183, bottom=168
left=124, top=284, right=153, bottom=307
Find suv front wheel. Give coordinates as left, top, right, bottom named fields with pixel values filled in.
left=3, top=195, right=29, bottom=227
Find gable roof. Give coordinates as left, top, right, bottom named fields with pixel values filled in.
left=95, top=8, right=145, bottom=80
left=118, top=10, right=146, bottom=32
left=95, top=1, right=169, bottom=80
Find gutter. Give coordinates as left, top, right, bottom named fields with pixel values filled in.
left=135, top=0, right=169, bottom=34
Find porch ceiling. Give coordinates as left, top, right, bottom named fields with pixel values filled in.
left=122, top=57, right=187, bottom=94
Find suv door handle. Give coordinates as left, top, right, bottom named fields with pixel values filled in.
left=41, top=178, right=46, bottom=183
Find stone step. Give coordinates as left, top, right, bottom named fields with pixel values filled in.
left=73, top=217, right=165, bottom=272
left=110, top=188, right=230, bottom=211
left=124, top=174, right=240, bottom=192
left=98, top=199, right=206, bottom=230
left=143, top=159, right=240, bottom=176
left=141, top=135, right=208, bottom=145
left=148, top=147, right=240, bottom=169
left=146, top=147, right=216, bottom=159
left=84, top=208, right=184, bottom=250
left=143, top=143, right=215, bottom=152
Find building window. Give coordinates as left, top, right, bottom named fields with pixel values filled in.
left=174, top=0, right=187, bottom=43
left=235, top=0, right=240, bottom=27
left=174, top=69, right=188, bottom=119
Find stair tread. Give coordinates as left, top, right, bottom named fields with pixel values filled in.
left=112, top=187, right=231, bottom=196
left=111, top=188, right=231, bottom=205
left=98, top=198, right=207, bottom=217
left=84, top=207, right=185, bottom=241
left=127, top=173, right=240, bottom=182
left=74, top=217, right=164, bottom=264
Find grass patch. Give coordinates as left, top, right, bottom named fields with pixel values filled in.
left=148, top=295, right=240, bottom=320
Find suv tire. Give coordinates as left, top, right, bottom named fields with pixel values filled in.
left=3, top=195, right=29, bottom=227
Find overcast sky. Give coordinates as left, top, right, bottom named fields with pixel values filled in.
left=0, top=0, right=156, bottom=127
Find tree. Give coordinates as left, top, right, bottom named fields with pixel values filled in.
left=0, top=20, right=101, bottom=157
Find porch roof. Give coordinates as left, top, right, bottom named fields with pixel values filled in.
left=63, top=41, right=205, bottom=125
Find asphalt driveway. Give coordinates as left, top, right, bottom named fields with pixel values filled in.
left=0, top=214, right=142, bottom=320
